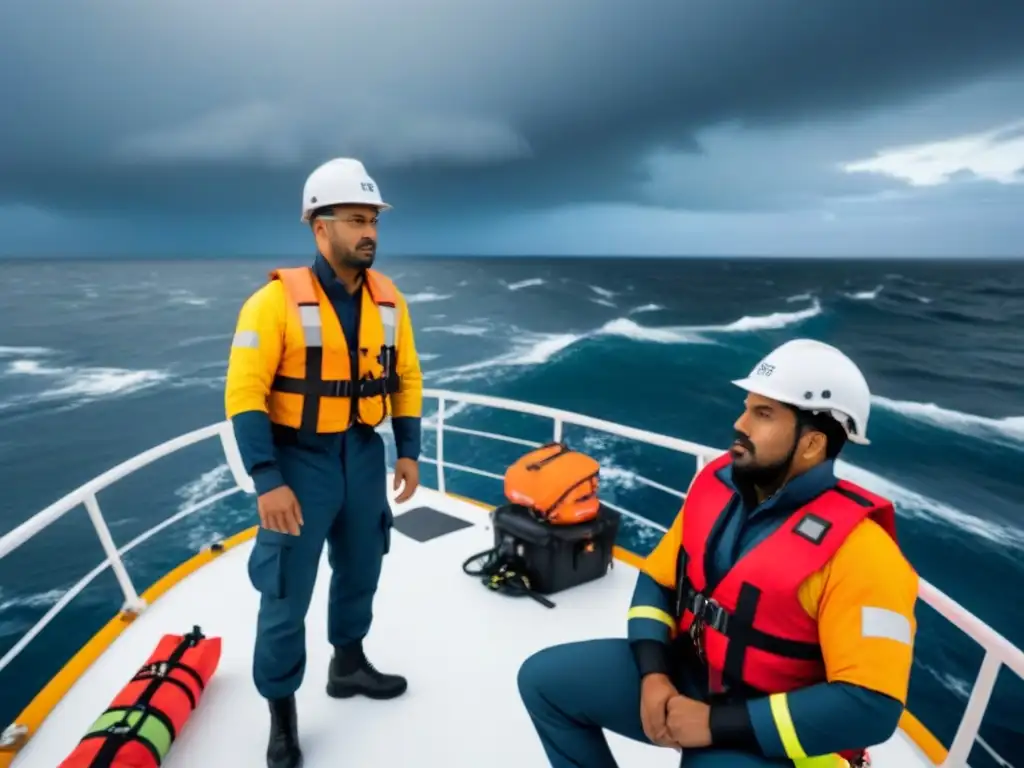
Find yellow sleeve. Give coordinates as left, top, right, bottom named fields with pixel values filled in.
left=640, top=504, right=684, bottom=588
left=390, top=291, right=423, bottom=418
left=639, top=462, right=709, bottom=588
left=800, top=519, right=918, bottom=703
left=224, top=282, right=286, bottom=419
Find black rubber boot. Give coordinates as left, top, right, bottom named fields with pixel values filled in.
left=267, top=695, right=302, bottom=768
left=326, top=640, right=407, bottom=700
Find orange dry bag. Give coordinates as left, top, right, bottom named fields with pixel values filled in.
left=58, top=625, right=221, bottom=768
left=504, top=442, right=601, bottom=524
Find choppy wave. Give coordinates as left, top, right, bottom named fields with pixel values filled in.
left=873, top=395, right=1024, bottom=449
left=442, top=298, right=820, bottom=380
left=432, top=331, right=582, bottom=385
left=173, top=333, right=230, bottom=349
left=603, top=298, right=823, bottom=342
left=628, top=303, right=664, bottom=314
left=0, top=588, right=66, bottom=615
left=708, top=298, right=823, bottom=332
left=0, top=346, right=53, bottom=358
left=1, top=354, right=169, bottom=412
left=431, top=298, right=822, bottom=384
left=0, top=588, right=67, bottom=639
left=916, top=661, right=971, bottom=701
left=843, top=285, right=883, bottom=301
left=167, top=289, right=210, bottom=307
left=836, top=460, right=1024, bottom=551
left=405, top=292, right=453, bottom=304
left=175, top=464, right=242, bottom=552
left=504, top=278, right=546, bottom=291
left=598, top=318, right=714, bottom=344
left=422, top=323, right=491, bottom=336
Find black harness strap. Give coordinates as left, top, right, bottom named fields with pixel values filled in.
left=461, top=547, right=556, bottom=609
left=271, top=375, right=393, bottom=398
left=272, top=359, right=399, bottom=432
left=679, top=581, right=823, bottom=662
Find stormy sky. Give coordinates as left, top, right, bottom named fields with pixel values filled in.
left=1, top=0, right=1023, bottom=257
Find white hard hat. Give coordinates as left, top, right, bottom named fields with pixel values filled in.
left=300, top=158, right=391, bottom=223
left=732, top=338, right=872, bottom=445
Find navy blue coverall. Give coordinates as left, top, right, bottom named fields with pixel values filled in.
left=231, top=254, right=421, bottom=700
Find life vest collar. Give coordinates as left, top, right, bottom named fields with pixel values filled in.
left=310, top=253, right=397, bottom=310
left=714, top=458, right=841, bottom=518
left=705, top=459, right=841, bottom=591
left=311, top=253, right=368, bottom=300
left=313, top=253, right=356, bottom=299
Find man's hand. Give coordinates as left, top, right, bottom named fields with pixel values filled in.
left=666, top=694, right=712, bottom=748
left=393, top=457, right=419, bottom=503
left=257, top=485, right=303, bottom=536
left=640, top=673, right=680, bottom=748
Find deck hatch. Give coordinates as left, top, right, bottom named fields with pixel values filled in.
left=392, top=506, right=474, bottom=542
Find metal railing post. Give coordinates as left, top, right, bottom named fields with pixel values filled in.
left=83, top=494, right=145, bottom=613
left=553, top=418, right=563, bottom=443
left=944, top=652, right=1001, bottom=766
left=436, top=397, right=446, bottom=495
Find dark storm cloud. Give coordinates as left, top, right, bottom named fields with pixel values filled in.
left=1, top=0, right=1023, bottom=218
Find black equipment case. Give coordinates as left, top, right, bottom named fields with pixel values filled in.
left=490, top=502, right=621, bottom=595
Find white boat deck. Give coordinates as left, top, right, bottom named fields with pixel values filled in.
left=11, top=482, right=931, bottom=768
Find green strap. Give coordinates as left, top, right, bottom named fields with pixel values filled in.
left=84, top=708, right=172, bottom=760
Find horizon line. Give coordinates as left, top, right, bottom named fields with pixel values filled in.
left=1, top=253, right=1022, bottom=262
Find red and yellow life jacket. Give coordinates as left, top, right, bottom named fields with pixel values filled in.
left=267, top=266, right=401, bottom=433
left=676, top=453, right=898, bottom=695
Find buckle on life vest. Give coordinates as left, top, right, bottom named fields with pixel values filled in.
left=690, top=592, right=729, bottom=633
left=688, top=592, right=728, bottom=663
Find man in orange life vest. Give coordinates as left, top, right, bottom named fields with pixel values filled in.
left=224, top=158, right=423, bottom=768
left=517, top=339, right=919, bottom=767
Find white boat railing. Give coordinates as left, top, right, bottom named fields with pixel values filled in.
left=1, top=388, right=1021, bottom=767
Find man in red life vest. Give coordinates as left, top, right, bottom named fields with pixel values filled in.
left=517, top=339, right=919, bottom=767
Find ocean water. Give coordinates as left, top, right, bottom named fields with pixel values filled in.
left=1, top=256, right=1022, bottom=765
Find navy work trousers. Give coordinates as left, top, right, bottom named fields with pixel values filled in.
left=247, top=426, right=393, bottom=700
left=518, top=638, right=790, bottom=767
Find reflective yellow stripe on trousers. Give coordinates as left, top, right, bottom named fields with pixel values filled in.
left=769, top=694, right=847, bottom=767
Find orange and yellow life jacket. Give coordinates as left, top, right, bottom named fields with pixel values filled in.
left=267, top=266, right=401, bottom=432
